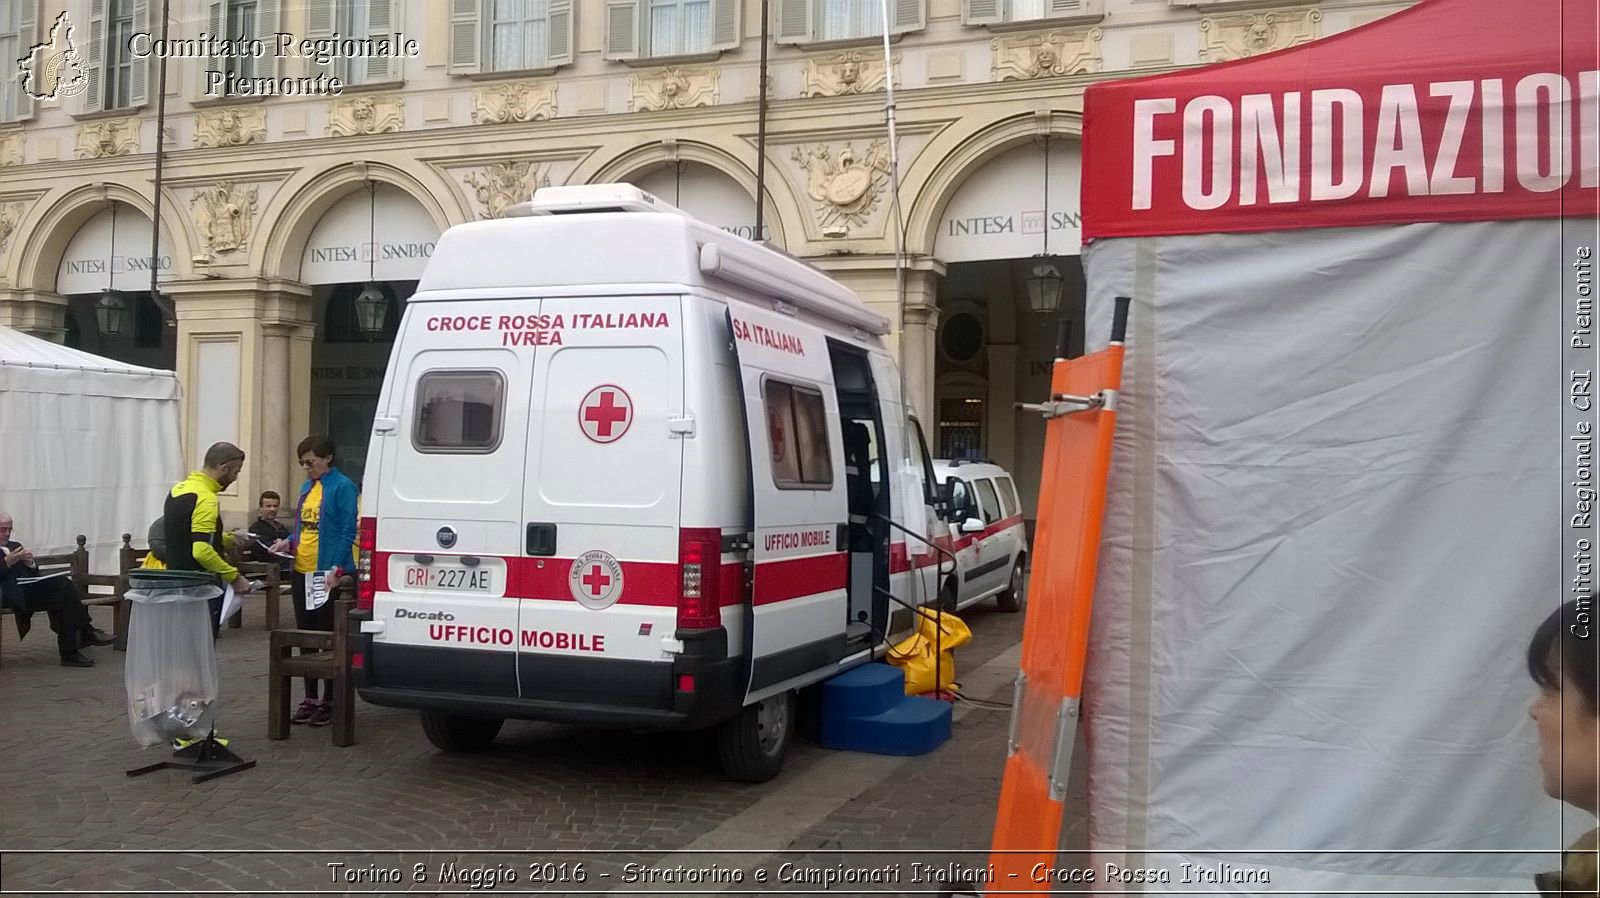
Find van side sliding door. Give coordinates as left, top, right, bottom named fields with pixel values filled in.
left=727, top=306, right=851, bottom=704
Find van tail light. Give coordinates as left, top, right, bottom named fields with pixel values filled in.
left=677, top=528, right=722, bottom=631
left=357, top=516, right=377, bottom=610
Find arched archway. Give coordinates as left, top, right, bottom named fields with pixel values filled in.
left=255, top=161, right=462, bottom=488
left=910, top=114, right=1085, bottom=528
left=583, top=141, right=797, bottom=249
left=253, top=160, right=464, bottom=282
left=10, top=184, right=197, bottom=368
left=9, top=181, right=197, bottom=291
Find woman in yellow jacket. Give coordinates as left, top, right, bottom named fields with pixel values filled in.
left=1528, top=598, right=1600, bottom=896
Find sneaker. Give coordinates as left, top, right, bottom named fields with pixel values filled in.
left=290, top=698, right=318, bottom=725
left=308, top=701, right=334, bottom=728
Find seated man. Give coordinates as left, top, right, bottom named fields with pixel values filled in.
left=0, top=512, right=115, bottom=667
left=245, top=490, right=291, bottom=574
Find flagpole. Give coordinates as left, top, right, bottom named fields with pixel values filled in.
left=150, top=0, right=174, bottom=323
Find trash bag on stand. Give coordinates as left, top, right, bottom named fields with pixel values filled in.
left=886, top=609, right=973, bottom=696
left=123, top=569, right=223, bottom=748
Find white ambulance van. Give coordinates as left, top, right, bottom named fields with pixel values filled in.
left=349, top=184, right=952, bottom=782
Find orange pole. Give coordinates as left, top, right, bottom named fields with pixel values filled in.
left=983, top=297, right=1129, bottom=895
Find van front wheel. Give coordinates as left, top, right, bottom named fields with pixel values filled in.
left=995, top=558, right=1026, bottom=613
left=716, top=691, right=795, bottom=783
left=420, top=712, right=504, bottom=753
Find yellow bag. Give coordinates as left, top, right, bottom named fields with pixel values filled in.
left=886, top=609, right=973, bottom=696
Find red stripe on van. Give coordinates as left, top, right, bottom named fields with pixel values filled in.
left=886, top=514, right=1026, bottom=573
left=373, top=553, right=743, bottom=608
left=752, top=554, right=848, bottom=605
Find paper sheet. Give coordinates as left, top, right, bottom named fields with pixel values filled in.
left=217, top=582, right=241, bottom=623
left=15, top=569, right=72, bottom=585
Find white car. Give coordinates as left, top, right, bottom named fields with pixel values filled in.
left=931, top=459, right=1029, bottom=613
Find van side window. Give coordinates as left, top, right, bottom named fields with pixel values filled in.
left=973, top=478, right=1001, bottom=526
left=413, top=370, right=505, bottom=453
left=765, top=379, right=834, bottom=489
left=997, top=476, right=1019, bottom=518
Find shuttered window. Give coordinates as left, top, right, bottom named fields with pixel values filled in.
left=448, top=0, right=572, bottom=73
left=305, top=1, right=401, bottom=85
left=964, top=0, right=1097, bottom=25
left=0, top=0, right=32, bottom=123
left=775, top=0, right=922, bottom=45
left=603, top=0, right=735, bottom=60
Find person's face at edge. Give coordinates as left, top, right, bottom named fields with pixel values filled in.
left=1531, top=662, right=1600, bottom=813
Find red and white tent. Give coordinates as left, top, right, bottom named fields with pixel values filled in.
left=1079, top=0, right=1598, bottom=891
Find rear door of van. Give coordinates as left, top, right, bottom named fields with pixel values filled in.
left=369, top=299, right=540, bottom=698
left=514, top=295, right=685, bottom=708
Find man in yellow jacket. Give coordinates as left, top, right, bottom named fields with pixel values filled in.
left=162, top=442, right=253, bottom=636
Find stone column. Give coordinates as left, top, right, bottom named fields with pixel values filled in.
left=165, top=278, right=312, bottom=525
left=0, top=289, right=69, bottom=341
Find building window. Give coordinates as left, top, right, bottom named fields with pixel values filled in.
left=490, top=0, right=551, bottom=71
left=413, top=371, right=505, bottom=453
left=227, top=0, right=258, bottom=80
left=306, top=1, right=394, bottom=85
left=647, top=0, right=710, bottom=56
left=938, top=397, right=984, bottom=460
left=775, top=0, right=922, bottom=45
left=964, top=0, right=1100, bottom=25
left=765, top=379, right=834, bottom=490
left=0, top=0, right=25, bottom=123
left=105, top=0, right=136, bottom=108
left=134, top=295, right=165, bottom=349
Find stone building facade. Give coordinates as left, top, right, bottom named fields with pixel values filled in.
left=0, top=0, right=1412, bottom=523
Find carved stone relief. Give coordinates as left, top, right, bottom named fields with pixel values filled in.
left=472, top=82, right=557, bottom=125
left=75, top=118, right=140, bottom=158
left=193, top=107, right=266, bottom=148
left=190, top=182, right=259, bottom=257
left=463, top=161, right=552, bottom=220
left=0, top=202, right=25, bottom=259
left=801, top=52, right=895, bottom=98
left=791, top=140, right=892, bottom=238
left=1200, top=8, right=1322, bottom=62
left=629, top=67, right=718, bottom=113
left=0, top=133, right=22, bottom=167
left=992, top=28, right=1103, bottom=81
left=328, top=95, right=404, bottom=137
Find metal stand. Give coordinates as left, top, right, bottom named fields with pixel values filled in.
left=126, top=728, right=256, bottom=784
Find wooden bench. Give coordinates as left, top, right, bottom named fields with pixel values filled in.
left=0, top=535, right=123, bottom=666
left=114, top=534, right=284, bottom=642
left=268, top=592, right=356, bottom=746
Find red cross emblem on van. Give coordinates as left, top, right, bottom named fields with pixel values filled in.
left=569, top=549, right=625, bottom=609
left=580, top=385, right=634, bottom=444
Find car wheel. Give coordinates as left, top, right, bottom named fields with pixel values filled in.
left=996, top=558, right=1026, bottom=613
left=420, top=711, right=504, bottom=752
left=716, top=691, right=796, bottom=783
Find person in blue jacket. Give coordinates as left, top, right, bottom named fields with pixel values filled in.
left=269, top=435, right=359, bottom=727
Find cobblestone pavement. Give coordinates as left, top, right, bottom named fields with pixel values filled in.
left=0, top=584, right=1087, bottom=896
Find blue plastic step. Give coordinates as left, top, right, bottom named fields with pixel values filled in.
left=821, top=694, right=954, bottom=757
left=819, top=663, right=910, bottom=719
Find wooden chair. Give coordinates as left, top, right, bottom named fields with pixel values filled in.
left=114, top=534, right=284, bottom=643
left=268, top=590, right=356, bottom=747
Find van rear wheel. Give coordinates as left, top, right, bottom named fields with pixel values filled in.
left=716, top=691, right=795, bottom=783
left=420, top=712, right=504, bottom=753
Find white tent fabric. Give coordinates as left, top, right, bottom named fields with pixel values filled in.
left=1074, top=0, right=1599, bottom=891
left=0, top=326, right=182, bottom=576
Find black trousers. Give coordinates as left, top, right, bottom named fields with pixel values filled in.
left=21, top=577, right=93, bottom=658
left=290, top=572, right=337, bottom=700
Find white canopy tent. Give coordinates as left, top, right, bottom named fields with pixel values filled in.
left=0, top=326, right=182, bottom=576
left=1077, top=0, right=1598, bottom=892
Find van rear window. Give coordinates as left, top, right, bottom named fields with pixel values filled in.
left=413, top=370, right=505, bottom=453
left=765, top=379, right=833, bottom=490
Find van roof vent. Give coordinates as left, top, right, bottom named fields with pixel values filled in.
left=503, top=183, right=694, bottom=218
